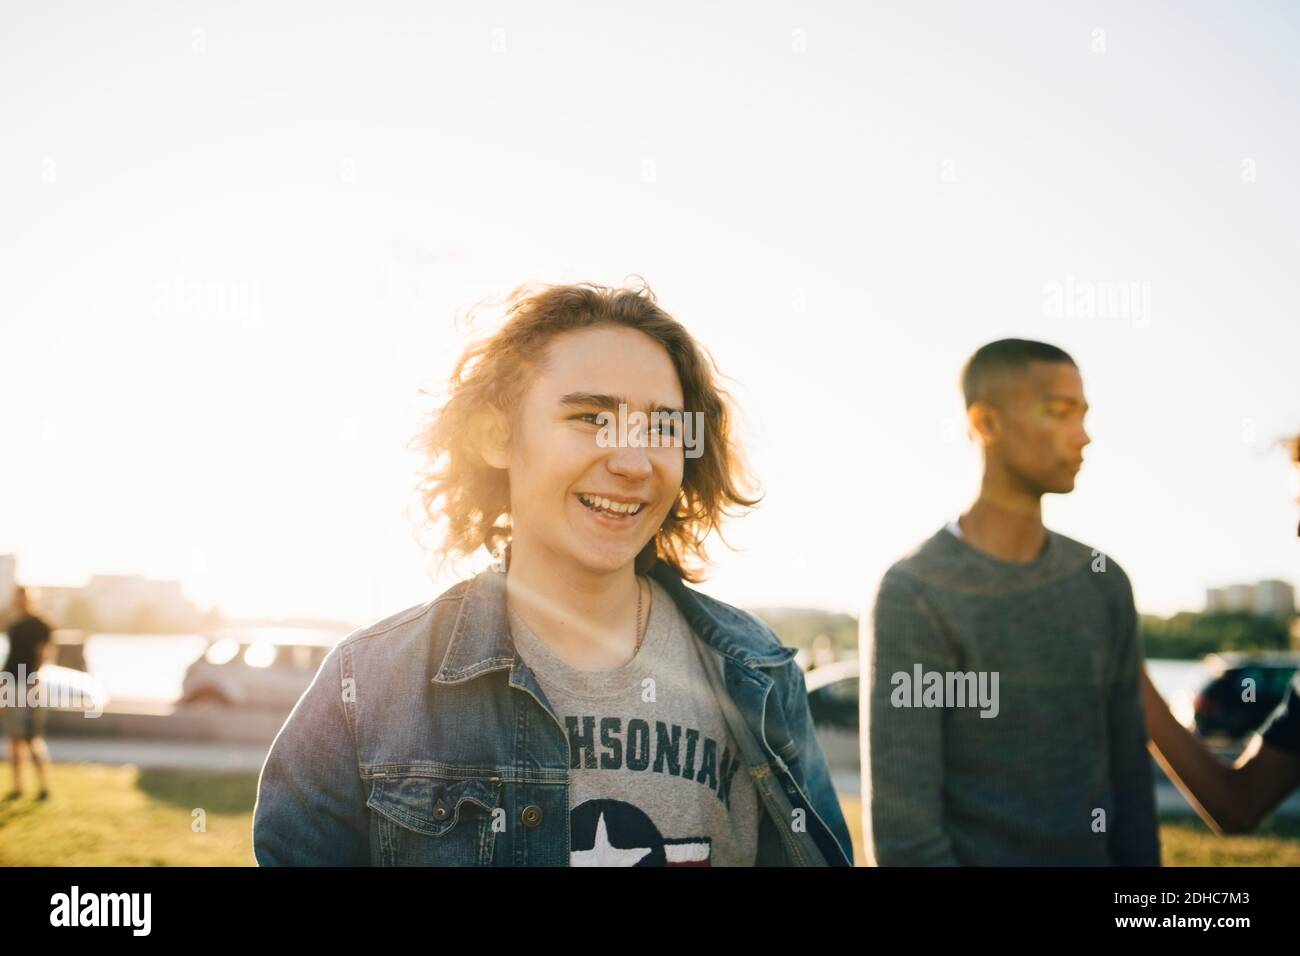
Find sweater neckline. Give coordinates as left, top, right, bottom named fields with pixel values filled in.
left=941, top=521, right=1056, bottom=571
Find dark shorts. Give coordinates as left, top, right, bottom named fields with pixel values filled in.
left=2, top=704, right=48, bottom=741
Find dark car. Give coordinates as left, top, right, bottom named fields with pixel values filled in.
left=804, top=658, right=859, bottom=731
left=1193, top=654, right=1300, bottom=740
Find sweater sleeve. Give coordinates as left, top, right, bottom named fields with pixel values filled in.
left=861, top=568, right=961, bottom=866
left=1106, top=568, right=1161, bottom=866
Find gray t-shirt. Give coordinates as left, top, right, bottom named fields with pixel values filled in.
left=862, top=525, right=1160, bottom=866
left=508, top=576, right=760, bottom=867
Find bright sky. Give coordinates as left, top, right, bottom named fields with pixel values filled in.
left=2, top=1, right=1298, bottom=625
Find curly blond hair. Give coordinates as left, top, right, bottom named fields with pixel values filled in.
left=408, top=280, right=761, bottom=583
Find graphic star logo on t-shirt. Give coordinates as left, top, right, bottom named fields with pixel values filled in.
left=571, top=798, right=712, bottom=867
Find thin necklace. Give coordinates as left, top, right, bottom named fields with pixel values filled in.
left=634, top=576, right=645, bottom=655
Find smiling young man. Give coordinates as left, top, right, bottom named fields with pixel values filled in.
left=861, top=339, right=1160, bottom=866
left=252, top=281, right=852, bottom=867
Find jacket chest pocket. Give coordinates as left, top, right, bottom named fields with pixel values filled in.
left=366, top=774, right=502, bottom=866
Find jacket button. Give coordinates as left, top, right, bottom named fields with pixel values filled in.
left=432, top=799, right=450, bottom=821
left=520, top=805, right=543, bottom=827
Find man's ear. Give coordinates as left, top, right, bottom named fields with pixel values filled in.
left=967, top=401, right=999, bottom=447
left=471, top=404, right=512, bottom=470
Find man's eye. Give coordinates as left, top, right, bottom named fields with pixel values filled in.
left=571, top=413, right=603, bottom=424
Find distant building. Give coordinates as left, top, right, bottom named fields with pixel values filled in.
left=0, top=557, right=202, bottom=631
left=0, top=554, right=14, bottom=614
left=1255, top=580, right=1297, bottom=618
left=29, top=585, right=85, bottom=626
left=1205, top=580, right=1296, bottom=619
left=84, top=574, right=197, bottom=631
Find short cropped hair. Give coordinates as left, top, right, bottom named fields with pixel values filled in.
left=961, top=339, right=1077, bottom=408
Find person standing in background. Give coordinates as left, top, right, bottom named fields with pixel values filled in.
left=3, top=586, right=54, bottom=801
left=861, top=339, right=1160, bottom=865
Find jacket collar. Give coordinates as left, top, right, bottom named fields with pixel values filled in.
left=647, top=563, right=797, bottom=668
left=431, top=562, right=794, bottom=685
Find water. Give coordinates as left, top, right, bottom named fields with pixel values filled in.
left=1146, top=658, right=1212, bottom=726
left=2, top=624, right=1217, bottom=711
left=82, top=634, right=210, bottom=704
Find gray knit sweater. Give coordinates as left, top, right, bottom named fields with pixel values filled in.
left=860, top=525, right=1160, bottom=866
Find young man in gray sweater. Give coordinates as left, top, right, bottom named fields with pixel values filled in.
left=861, top=339, right=1160, bottom=866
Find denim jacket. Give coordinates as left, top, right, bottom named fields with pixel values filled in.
left=252, top=562, right=854, bottom=866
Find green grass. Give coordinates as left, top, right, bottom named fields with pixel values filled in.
left=0, top=763, right=257, bottom=866
left=838, top=795, right=1300, bottom=867
left=2, top=764, right=1297, bottom=866
left=1158, top=812, right=1300, bottom=866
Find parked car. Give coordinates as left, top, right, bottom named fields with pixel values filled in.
left=180, top=631, right=337, bottom=710
left=0, top=632, right=108, bottom=714
left=804, top=658, right=860, bottom=731
left=32, top=664, right=109, bottom=714
left=1192, top=653, right=1300, bottom=740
